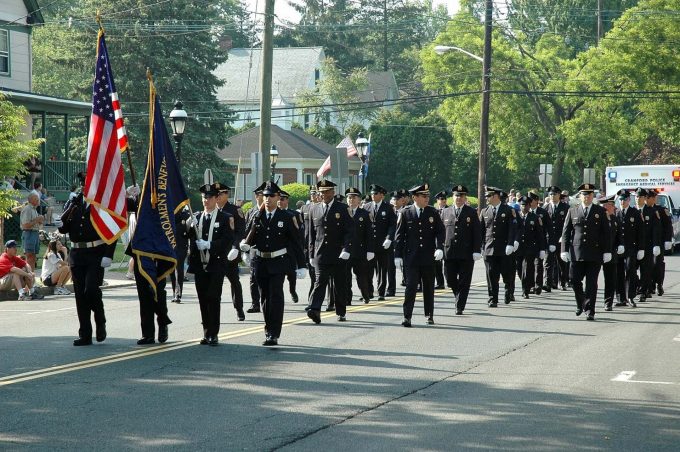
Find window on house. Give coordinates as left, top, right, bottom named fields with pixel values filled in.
left=0, top=30, right=9, bottom=75
left=314, top=69, right=320, bottom=84
left=304, top=113, right=310, bottom=129
left=304, top=173, right=314, bottom=186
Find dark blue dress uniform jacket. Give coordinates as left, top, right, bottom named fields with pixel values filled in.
left=546, top=202, right=569, bottom=247
left=394, top=205, right=445, bottom=266
left=640, top=204, right=662, bottom=250
left=59, top=195, right=116, bottom=265
left=348, top=207, right=375, bottom=258
left=248, top=208, right=305, bottom=274
left=516, top=211, right=546, bottom=258
left=616, top=206, right=645, bottom=258
left=441, top=204, right=481, bottom=260
left=560, top=204, right=611, bottom=262
left=308, top=200, right=354, bottom=265
left=479, top=203, right=518, bottom=256
left=363, top=200, right=397, bottom=247
left=187, top=210, right=236, bottom=273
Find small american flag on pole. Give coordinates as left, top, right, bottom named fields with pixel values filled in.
left=84, top=29, right=128, bottom=243
left=316, top=135, right=356, bottom=179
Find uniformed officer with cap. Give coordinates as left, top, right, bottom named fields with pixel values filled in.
left=239, top=181, right=305, bottom=345
left=244, top=183, right=266, bottom=313
left=170, top=206, right=191, bottom=304
left=616, top=189, right=643, bottom=307
left=636, top=187, right=661, bottom=301
left=516, top=196, right=546, bottom=298
left=480, top=186, right=518, bottom=307
left=434, top=190, right=448, bottom=289
left=601, top=194, right=624, bottom=311
left=187, top=182, right=238, bottom=345
left=394, top=183, right=445, bottom=326
left=648, top=189, right=673, bottom=296
left=216, top=182, right=246, bottom=321
left=345, top=187, right=375, bottom=304
left=363, top=184, right=397, bottom=300
left=278, top=189, right=303, bottom=303
left=543, top=186, right=569, bottom=291
left=560, top=183, right=611, bottom=320
left=440, top=185, right=481, bottom=314
left=528, top=191, right=551, bottom=295
left=306, top=179, right=354, bottom=323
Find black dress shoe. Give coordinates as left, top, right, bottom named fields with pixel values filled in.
left=377, top=296, right=385, bottom=301
left=137, top=337, right=155, bottom=345
left=325, top=305, right=335, bottom=312
left=158, top=324, right=168, bottom=343
left=246, top=305, right=261, bottom=313
left=504, top=297, right=511, bottom=305
left=171, top=298, right=182, bottom=304
left=576, top=308, right=583, bottom=316
left=535, top=287, right=542, bottom=295
left=605, top=305, right=613, bottom=312
left=522, top=292, right=530, bottom=299
left=73, top=337, right=92, bottom=346
left=200, top=337, right=209, bottom=345
left=657, top=287, right=664, bottom=296
left=208, top=336, right=219, bottom=346
left=426, top=316, right=434, bottom=325
left=615, top=301, right=627, bottom=307
left=561, top=285, right=567, bottom=291
left=629, top=299, right=637, bottom=308
left=291, top=292, right=299, bottom=303
left=263, top=337, right=278, bottom=346
left=237, top=309, right=245, bottom=321
left=529, top=288, right=536, bottom=294
left=401, top=318, right=412, bottom=327
left=347, top=301, right=352, bottom=306
left=586, top=314, right=595, bottom=321
left=361, top=297, right=369, bottom=304
left=542, top=285, right=552, bottom=293
left=386, top=292, right=395, bottom=297
left=435, top=285, right=445, bottom=290
left=96, top=324, right=107, bottom=342
left=337, top=315, right=346, bottom=322
left=489, top=301, right=498, bottom=308
left=455, top=310, right=463, bottom=315
left=307, top=310, right=321, bottom=324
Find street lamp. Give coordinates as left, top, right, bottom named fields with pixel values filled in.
left=169, top=100, right=187, bottom=169
left=269, top=144, right=278, bottom=181
left=355, top=132, right=369, bottom=193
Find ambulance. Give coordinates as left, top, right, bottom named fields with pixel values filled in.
left=605, top=164, right=680, bottom=251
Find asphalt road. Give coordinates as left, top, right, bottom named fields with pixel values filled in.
left=1, top=257, right=680, bottom=451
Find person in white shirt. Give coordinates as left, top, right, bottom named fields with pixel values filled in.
left=41, top=239, right=71, bottom=295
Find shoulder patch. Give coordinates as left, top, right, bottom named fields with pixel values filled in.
left=511, top=209, right=516, bottom=218
left=656, top=211, right=661, bottom=219
left=538, top=217, right=542, bottom=226
left=237, top=208, right=244, bottom=218
left=229, top=217, right=235, bottom=230
left=293, top=216, right=299, bottom=229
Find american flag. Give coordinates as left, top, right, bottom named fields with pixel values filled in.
left=316, top=135, right=356, bottom=179
left=84, top=30, right=128, bottom=243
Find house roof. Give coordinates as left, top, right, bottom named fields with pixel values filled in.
left=214, top=47, right=324, bottom=104
left=24, top=0, right=44, bottom=25
left=1, top=88, right=91, bottom=115
left=217, top=125, right=338, bottom=161
left=358, top=71, right=399, bottom=102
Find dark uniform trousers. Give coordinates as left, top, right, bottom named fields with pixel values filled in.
left=387, top=246, right=397, bottom=294
left=170, top=237, right=187, bottom=300
left=545, top=250, right=568, bottom=288
left=603, top=260, right=617, bottom=305
left=310, top=262, right=348, bottom=316
left=70, top=250, right=106, bottom=339
left=347, top=258, right=372, bottom=302
left=517, top=256, right=535, bottom=294
left=225, top=261, right=244, bottom=310
left=570, top=261, right=601, bottom=313
left=617, top=256, right=637, bottom=302
left=373, top=250, right=390, bottom=296
left=445, top=259, right=474, bottom=311
left=254, top=263, right=286, bottom=339
left=195, top=269, right=226, bottom=337
left=249, top=249, right=261, bottom=308
left=485, top=256, right=513, bottom=301
left=435, top=260, right=445, bottom=287
left=133, top=258, right=171, bottom=338
left=404, top=264, right=435, bottom=319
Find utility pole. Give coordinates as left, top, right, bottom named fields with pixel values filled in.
left=478, top=0, right=493, bottom=210
left=259, top=0, right=275, bottom=183
left=596, top=0, right=603, bottom=45
left=383, top=0, right=388, bottom=71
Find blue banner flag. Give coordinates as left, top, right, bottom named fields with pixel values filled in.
left=130, top=75, right=189, bottom=297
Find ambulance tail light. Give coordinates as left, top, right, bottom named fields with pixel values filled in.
left=608, top=171, right=617, bottom=183
left=673, top=170, right=680, bottom=181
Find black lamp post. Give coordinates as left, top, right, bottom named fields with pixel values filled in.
left=169, top=100, right=187, bottom=169
left=269, top=145, right=278, bottom=182
left=355, top=132, right=369, bottom=193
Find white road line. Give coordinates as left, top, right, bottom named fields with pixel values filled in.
left=611, top=370, right=676, bottom=385
left=673, top=334, right=680, bottom=342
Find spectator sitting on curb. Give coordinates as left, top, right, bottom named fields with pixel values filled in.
left=41, top=239, right=72, bottom=295
left=0, top=240, right=44, bottom=300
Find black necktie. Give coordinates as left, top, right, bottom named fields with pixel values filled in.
left=267, top=212, right=272, bottom=222
left=204, top=213, right=211, bottom=223
left=584, top=206, right=589, bottom=218
left=492, top=207, right=497, bottom=217
left=417, top=208, right=421, bottom=218
left=324, top=204, right=329, bottom=217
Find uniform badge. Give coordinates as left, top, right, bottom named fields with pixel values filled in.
left=595, top=213, right=599, bottom=219
left=214, top=222, right=220, bottom=227
left=630, top=217, right=634, bottom=223
left=278, top=221, right=284, bottom=227
left=645, top=216, right=649, bottom=220
left=501, top=213, right=506, bottom=218
left=381, top=211, right=386, bottom=217
left=466, top=217, right=471, bottom=223
left=560, top=211, right=565, bottom=215
left=530, top=220, right=534, bottom=225
left=429, top=216, right=434, bottom=223
left=359, top=217, right=364, bottom=222
left=335, top=213, right=341, bottom=219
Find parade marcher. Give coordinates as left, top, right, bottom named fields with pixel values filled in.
left=543, top=186, right=569, bottom=292
left=245, top=185, right=265, bottom=313
left=515, top=196, right=546, bottom=299
left=648, top=189, right=673, bottom=296
left=363, top=184, right=397, bottom=301
left=58, top=173, right=114, bottom=345
left=170, top=206, right=191, bottom=303
left=528, top=192, right=551, bottom=295
left=217, top=183, right=247, bottom=320
left=239, top=182, right=306, bottom=346
left=480, top=186, right=518, bottom=307
left=560, top=183, right=611, bottom=320
left=187, top=183, right=238, bottom=345
left=300, top=186, right=319, bottom=298
left=278, top=189, right=303, bottom=303
left=636, top=188, right=661, bottom=302
left=129, top=251, right=173, bottom=345
left=602, top=195, right=625, bottom=311
left=345, top=187, right=375, bottom=304
left=440, top=185, right=481, bottom=314
left=434, top=190, right=448, bottom=289
left=305, top=180, right=354, bottom=323
left=615, top=189, right=644, bottom=307
left=394, top=183, right=445, bottom=326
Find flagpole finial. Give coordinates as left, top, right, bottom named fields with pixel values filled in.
left=95, top=10, right=104, bottom=32
left=146, top=67, right=153, bottom=81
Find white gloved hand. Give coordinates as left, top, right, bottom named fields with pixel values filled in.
left=539, top=250, right=546, bottom=260
left=549, top=245, right=556, bottom=252
left=186, top=216, right=196, bottom=229
left=366, top=252, right=375, bottom=261
left=126, top=184, right=140, bottom=197
left=653, top=246, right=661, bottom=257
left=242, top=252, right=250, bottom=265
left=603, top=252, right=612, bottom=263
left=560, top=252, right=571, bottom=262
left=339, top=251, right=350, bottom=260
left=394, top=257, right=403, bottom=267
left=472, top=252, right=482, bottom=261
left=309, top=258, right=314, bottom=267
left=227, top=248, right=239, bottom=261
left=513, top=241, right=519, bottom=252
left=296, top=268, right=307, bottom=279
left=196, top=239, right=209, bottom=251
left=239, top=239, right=250, bottom=252
left=637, top=250, right=645, bottom=260
left=505, top=245, right=514, bottom=255
left=382, top=239, right=392, bottom=249
left=665, top=241, right=672, bottom=251
left=434, top=249, right=444, bottom=261
left=100, top=257, right=112, bottom=268
left=617, top=245, right=625, bottom=255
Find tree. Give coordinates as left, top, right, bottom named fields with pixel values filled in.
left=0, top=96, right=44, bottom=216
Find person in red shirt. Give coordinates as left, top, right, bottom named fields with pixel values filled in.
left=0, top=240, right=42, bottom=300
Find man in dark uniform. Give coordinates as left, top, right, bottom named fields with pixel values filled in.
left=217, top=183, right=246, bottom=320
left=616, top=189, right=644, bottom=307
left=239, top=182, right=305, bottom=346
left=59, top=173, right=116, bottom=346
left=528, top=192, right=551, bottom=295
left=278, top=189, right=303, bottom=303
left=245, top=184, right=265, bottom=313
left=363, top=184, right=396, bottom=301
left=543, top=186, right=569, bottom=292
left=300, top=186, right=319, bottom=298
left=394, top=183, right=445, bottom=326
left=636, top=188, right=662, bottom=301
left=170, top=206, right=191, bottom=304
left=345, top=187, right=375, bottom=304
left=601, top=195, right=624, bottom=311
left=187, top=183, right=238, bottom=345
left=306, top=179, right=354, bottom=323
left=560, top=183, right=611, bottom=320
left=515, top=196, right=546, bottom=299
left=440, top=185, right=481, bottom=314
left=648, top=189, right=673, bottom=296
left=434, top=190, right=448, bottom=289
left=480, top=186, right=518, bottom=307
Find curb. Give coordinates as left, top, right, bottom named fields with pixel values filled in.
left=0, top=280, right=138, bottom=302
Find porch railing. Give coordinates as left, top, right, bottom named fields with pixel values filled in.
left=43, top=160, right=86, bottom=191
